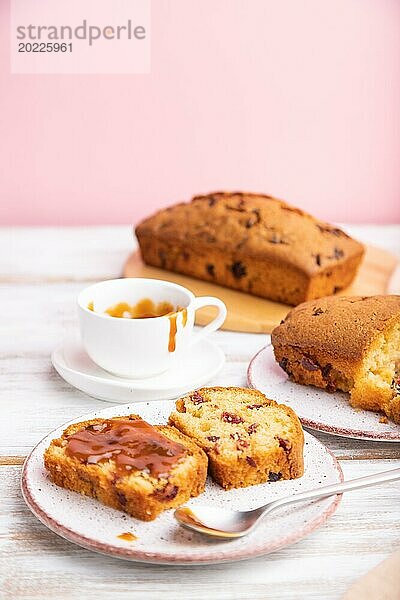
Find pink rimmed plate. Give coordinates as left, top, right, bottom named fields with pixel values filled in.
left=22, top=401, right=342, bottom=565
left=248, top=345, right=400, bottom=442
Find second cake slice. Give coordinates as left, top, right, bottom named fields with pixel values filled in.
left=169, top=387, right=304, bottom=490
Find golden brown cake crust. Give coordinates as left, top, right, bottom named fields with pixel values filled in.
left=44, top=415, right=208, bottom=521
left=135, top=191, right=365, bottom=305
left=271, top=295, right=400, bottom=423
left=169, top=387, right=304, bottom=490
left=272, top=295, right=400, bottom=362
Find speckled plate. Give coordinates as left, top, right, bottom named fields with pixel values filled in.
left=21, top=401, right=342, bottom=565
left=248, top=345, right=400, bottom=442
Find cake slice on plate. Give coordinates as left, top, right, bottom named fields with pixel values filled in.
left=44, top=415, right=208, bottom=521
left=272, top=295, right=400, bottom=423
left=169, top=387, right=304, bottom=490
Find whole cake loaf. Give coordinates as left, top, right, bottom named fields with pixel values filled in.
left=169, top=387, right=304, bottom=489
left=44, top=415, right=208, bottom=521
left=135, top=191, right=365, bottom=305
left=271, top=295, right=400, bottom=423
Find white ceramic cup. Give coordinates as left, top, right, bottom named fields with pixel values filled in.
left=77, top=278, right=227, bottom=379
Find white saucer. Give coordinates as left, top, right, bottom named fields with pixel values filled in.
left=51, top=337, right=225, bottom=403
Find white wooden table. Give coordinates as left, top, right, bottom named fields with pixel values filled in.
left=1, top=225, right=399, bottom=600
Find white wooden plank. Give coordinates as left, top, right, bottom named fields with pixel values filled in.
left=1, top=460, right=399, bottom=600
left=0, top=358, right=249, bottom=455
left=0, top=226, right=135, bottom=282
left=0, top=225, right=398, bottom=284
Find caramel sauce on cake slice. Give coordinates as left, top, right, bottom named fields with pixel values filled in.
left=66, top=419, right=187, bottom=478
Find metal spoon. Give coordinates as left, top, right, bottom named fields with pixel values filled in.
left=175, top=467, right=400, bottom=538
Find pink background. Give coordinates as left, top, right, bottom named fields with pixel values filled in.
left=1, top=0, right=399, bottom=226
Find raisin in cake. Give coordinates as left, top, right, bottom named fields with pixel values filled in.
left=44, top=415, right=208, bottom=521
left=135, top=191, right=364, bottom=305
left=272, top=295, right=400, bottom=423
left=168, top=387, right=304, bottom=489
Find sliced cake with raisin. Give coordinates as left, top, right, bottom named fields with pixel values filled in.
left=44, top=415, right=208, bottom=521
left=169, top=387, right=304, bottom=490
left=272, top=295, right=400, bottom=423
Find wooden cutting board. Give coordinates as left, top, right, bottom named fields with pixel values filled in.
left=124, top=245, right=398, bottom=333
